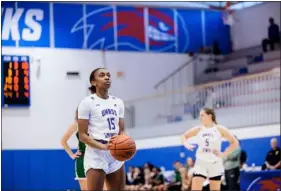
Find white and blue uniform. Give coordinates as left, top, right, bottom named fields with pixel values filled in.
left=78, top=94, right=125, bottom=174
left=193, top=125, right=224, bottom=178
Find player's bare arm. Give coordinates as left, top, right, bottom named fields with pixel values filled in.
left=78, top=119, right=108, bottom=150
left=217, top=125, right=239, bottom=157
left=181, top=126, right=201, bottom=142
left=61, top=122, right=81, bottom=159
left=119, top=118, right=126, bottom=135
left=181, top=126, right=201, bottom=151
left=118, top=99, right=126, bottom=135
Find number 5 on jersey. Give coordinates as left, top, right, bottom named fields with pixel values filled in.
left=107, top=117, right=115, bottom=130
left=205, top=139, right=209, bottom=146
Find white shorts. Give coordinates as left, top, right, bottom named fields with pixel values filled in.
left=84, top=146, right=124, bottom=175
left=193, top=158, right=224, bottom=179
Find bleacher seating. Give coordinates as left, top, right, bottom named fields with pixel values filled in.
left=199, top=48, right=280, bottom=83
left=223, top=46, right=263, bottom=61
left=127, top=67, right=280, bottom=130
left=263, top=49, right=281, bottom=60
left=214, top=57, right=249, bottom=71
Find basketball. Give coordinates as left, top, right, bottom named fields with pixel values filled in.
left=109, top=134, right=136, bottom=161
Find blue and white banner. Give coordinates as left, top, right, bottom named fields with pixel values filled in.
left=2, top=2, right=50, bottom=47
left=53, top=3, right=84, bottom=49
left=1, top=2, right=231, bottom=53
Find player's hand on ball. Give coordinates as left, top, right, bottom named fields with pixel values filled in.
left=109, top=134, right=136, bottom=161
left=108, top=135, right=118, bottom=150
left=109, top=135, right=118, bottom=143
left=184, top=143, right=196, bottom=151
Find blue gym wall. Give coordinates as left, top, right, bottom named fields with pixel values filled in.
left=2, top=2, right=231, bottom=54
left=2, top=135, right=280, bottom=190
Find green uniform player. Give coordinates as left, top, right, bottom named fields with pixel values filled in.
left=75, top=132, right=86, bottom=180
left=61, top=122, right=87, bottom=190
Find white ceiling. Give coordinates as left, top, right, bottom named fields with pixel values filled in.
left=79, top=1, right=222, bottom=9
left=70, top=1, right=264, bottom=10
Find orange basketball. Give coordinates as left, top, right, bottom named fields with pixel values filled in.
left=109, top=134, right=136, bottom=161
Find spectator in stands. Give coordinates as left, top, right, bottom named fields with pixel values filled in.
left=185, top=157, right=194, bottom=171
left=263, top=138, right=281, bottom=170
left=150, top=167, right=165, bottom=190
left=212, top=40, right=222, bottom=55
left=125, top=166, right=135, bottom=190
left=188, top=158, right=195, bottom=187
left=144, top=162, right=154, bottom=171
left=127, top=166, right=135, bottom=184
left=223, top=136, right=241, bottom=191
left=179, top=167, right=189, bottom=191
left=262, top=17, right=280, bottom=52
left=184, top=157, right=195, bottom=190
left=166, top=161, right=182, bottom=191
left=140, top=166, right=153, bottom=190
left=240, top=148, right=247, bottom=170
left=128, top=166, right=145, bottom=190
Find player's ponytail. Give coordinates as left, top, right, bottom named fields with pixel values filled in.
left=213, top=116, right=217, bottom=124
left=88, top=85, right=96, bottom=93
left=88, top=67, right=105, bottom=94
left=203, top=107, right=217, bottom=124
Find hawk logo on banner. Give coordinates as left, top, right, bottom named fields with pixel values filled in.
left=71, top=5, right=115, bottom=50
left=148, top=8, right=189, bottom=52
left=103, top=6, right=146, bottom=51
left=72, top=6, right=189, bottom=52
left=247, top=177, right=280, bottom=191
left=148, top=8, right=176, bottom=52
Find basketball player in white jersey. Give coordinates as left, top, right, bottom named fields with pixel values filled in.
left=181, top=108, right=239, bottom=191
left=77, top=68, right=126, bottom=190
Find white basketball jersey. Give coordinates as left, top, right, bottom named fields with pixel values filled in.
left=78, top=94, right=125, bottom=141
left=196, top=125, right=222, bottom=163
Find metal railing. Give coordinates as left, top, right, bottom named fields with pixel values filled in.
left=125, top=67, right=280, bottom=129
left=154, top=55, right=197, bottom=89
left=153, top=56, right=198, bottom=102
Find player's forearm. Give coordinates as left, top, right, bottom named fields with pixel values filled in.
left=223, top=142, right=239, bottom=158
left=181, top=135, right=187, bottom=143
left=119, top=128, right=127, bottom=135
left=61, top=140, right=74, bottom=157
left=181, top=127, right=199, bottom=144
left=79, top=133, right=104, bottom=150
left=226, top=149, right=240, bottom=160
left=119, top=119, right=126, bottom=135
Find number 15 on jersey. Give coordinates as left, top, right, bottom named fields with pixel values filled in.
left=107, top=117, right=116, bottom=130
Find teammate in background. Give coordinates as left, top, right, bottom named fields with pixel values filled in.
left=78, top=68, right=126, bottom=190
left=61, top=109, right=87, bottom=190
left=181, top=108, right=239, bottom=191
